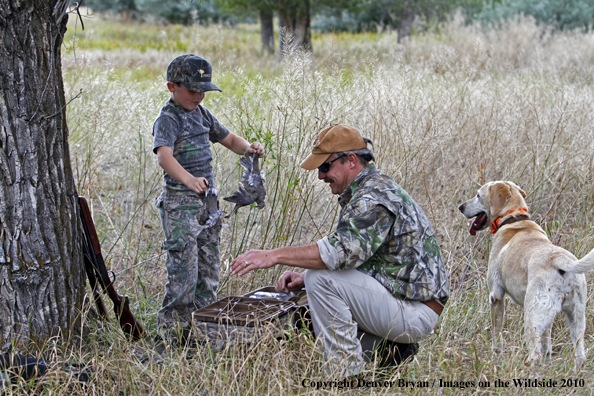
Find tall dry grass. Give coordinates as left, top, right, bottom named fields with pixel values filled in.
left=4, top=14, right=594, bottom=395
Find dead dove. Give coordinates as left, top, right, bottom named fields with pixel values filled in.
left=223, top=153, right=266, bottom=218
left=203, top=187, right=223, bottom=229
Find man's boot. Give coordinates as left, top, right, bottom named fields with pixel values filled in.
left=378, top=340, right=419, bottom=367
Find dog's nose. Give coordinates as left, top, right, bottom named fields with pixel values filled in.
left=458, top=203, right=465, bottom=212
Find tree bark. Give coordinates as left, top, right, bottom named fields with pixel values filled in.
left=278, top=0, right=311, bottom=52
left=397, top=9, right=414, bottom=43
left=397, top=0, right=415, bottom=44
left=259, top=8, right=274, bottom=54
left=0, top=0, right=84, bottom=353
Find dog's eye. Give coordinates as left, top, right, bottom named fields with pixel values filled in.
left=476, top=193, right=480, bottom=199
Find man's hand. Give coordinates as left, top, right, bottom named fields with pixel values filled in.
left=276, top=271, right=304, bottom=293
left=231, top=244, right=326, bottom=277
left=230, top=249, right=276, bottom=276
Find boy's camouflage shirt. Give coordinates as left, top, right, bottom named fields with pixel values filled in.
left=153, top=100, right=230, bottom=192
left=318, top=164, right=449, bottom=303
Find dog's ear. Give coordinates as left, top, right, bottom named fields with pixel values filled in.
left=489, top=182, right=512, bottom=216
left=506, top=181, right=527, bottom=198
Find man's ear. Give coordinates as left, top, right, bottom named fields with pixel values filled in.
left=347, top=152, right=358, bottom=168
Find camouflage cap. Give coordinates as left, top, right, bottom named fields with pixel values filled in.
left=301, top=124, right=369, bottom=170
left=166, top=54, right=222, bottom=93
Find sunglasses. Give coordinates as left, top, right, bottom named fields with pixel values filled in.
left=318, top=154, right=346, bottom=173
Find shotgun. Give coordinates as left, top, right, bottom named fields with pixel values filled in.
left=81, top=238, right=109, bottom=321
left=78, top=196, right=145, bottom=341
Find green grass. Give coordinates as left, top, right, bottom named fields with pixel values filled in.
left=64, top=17, right=197, bottom=51
left=5, top=12, right=594, bottom=395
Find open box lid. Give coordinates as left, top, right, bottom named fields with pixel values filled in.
left=191, top=286, right=312, bottom=343
left=192, top=296, right=295, bottom=327
left=243, top=286, right=307, bottom=306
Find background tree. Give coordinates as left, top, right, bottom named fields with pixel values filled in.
left=84, top=0, right=138, bottom=22
left=477, top=0, right=594, bottom=31
left=277, top=0, right=311, bottom=51
left=0, top=0, right=84, bottom=352
left=260, top=8, right=274, bottom=53
left=276, top=0, right=367, bottom=51
left=315, top=0, right=464, bottom=41
left=218, top=0, right=311, bottom=52
left=85, top=0, right=233, bottom=25
left=219, top=0, right=366, bottom=54
left=217, top=0, right=276, bottom=54
left=120, top=0, right=137, bottom=23
left=138, top=0, right=228, bottom=25
left=217, top=0, right=311, bottom=52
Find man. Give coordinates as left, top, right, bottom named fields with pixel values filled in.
left=231, top=124, right=449, bottom=376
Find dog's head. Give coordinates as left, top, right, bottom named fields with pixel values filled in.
left=458, top=181, right=528, bottom=236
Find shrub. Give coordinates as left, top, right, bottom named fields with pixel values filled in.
left=478, top=0, right=594, bottom=31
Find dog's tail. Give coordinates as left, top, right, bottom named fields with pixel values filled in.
left=556, top=248, right=594, bottom=274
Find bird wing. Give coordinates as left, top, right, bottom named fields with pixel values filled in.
left=223, top=186, right=254, bottom=206
left=239, top=153, right=253, bottom=182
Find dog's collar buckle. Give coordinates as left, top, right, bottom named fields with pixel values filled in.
left=491, top=208, right=529, bottom=234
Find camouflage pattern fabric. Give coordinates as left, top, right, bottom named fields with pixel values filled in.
left=156, top=192, right=223, bottom=331
left=152, top=100, right=229, bottom=191
left=166, top=54, right=222, bottom=93
left=325, top=164, right=449, bottom=303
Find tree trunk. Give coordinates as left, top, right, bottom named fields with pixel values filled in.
left=259, top=9, right=274, bottom=54
left=397, top=7, right=414, bottom=43
left=0, top=0, right=84, bottom=353
left=121, top=9, right=132, bottom=24
left=278, top=0, right=311, bottom=52
left=293, top=2, right=310, bottom=50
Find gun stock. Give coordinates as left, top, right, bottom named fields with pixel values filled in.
left=78, top=196, right=145, bottom=341
left=105, top=283, right=144, bottom=340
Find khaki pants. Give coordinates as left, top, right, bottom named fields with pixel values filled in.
left=304, top=268, right=439, bottom=377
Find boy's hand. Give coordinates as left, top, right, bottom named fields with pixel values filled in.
left=246, top=142, right=265, bottom=157
left=156, top=146, right=211, bottom=195
left=185, top=176, right=210, bottom=195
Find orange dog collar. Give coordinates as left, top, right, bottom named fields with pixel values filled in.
left=491, top=208, right=529, bottom=234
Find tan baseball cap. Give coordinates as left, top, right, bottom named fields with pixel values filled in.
left=300, top=124, right=368, bottom=170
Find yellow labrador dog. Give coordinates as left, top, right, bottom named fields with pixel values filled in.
left=459, top=181, right=594, bottom=369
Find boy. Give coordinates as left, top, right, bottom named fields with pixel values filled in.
left=153, top=54, right=264, bottom=339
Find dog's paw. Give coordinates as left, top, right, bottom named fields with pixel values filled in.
left=575, top=354, right=586, bottom=371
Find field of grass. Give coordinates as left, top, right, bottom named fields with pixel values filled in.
left=6, top=12, right=594, bottom=395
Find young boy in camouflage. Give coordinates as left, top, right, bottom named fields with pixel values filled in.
left=153, top=54, right=264, bottom=339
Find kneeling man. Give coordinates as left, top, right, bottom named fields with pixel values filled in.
left=231, top=124, right=449, bottom=376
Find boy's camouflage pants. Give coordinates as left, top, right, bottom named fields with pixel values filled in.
left=156, top=192, right=222, bottom=332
